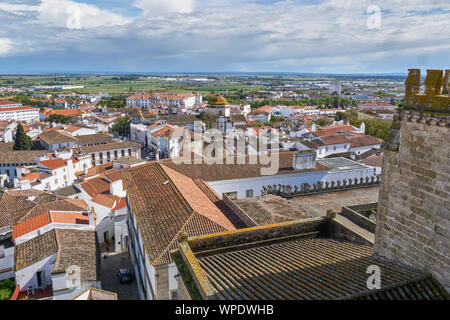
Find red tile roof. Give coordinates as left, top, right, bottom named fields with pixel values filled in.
left=49, top=211, right=90, bottom=225
left=91, top=194, right=120, bottom=208
left=0, top=106, right=38, bottom=112
left=315, top=124, right=357, bottom=137
left=39, top=158, right=66, bottom=170
left=12, top=212, right=51, bottom=240
left=112, top=198, right=127, bottom=211
left=79, top=177, right=111, bottom=198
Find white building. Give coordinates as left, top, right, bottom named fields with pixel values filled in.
left=13, top=222, right=100, bottom=300
left=165, top=153, right=378, bottom=199
left=126, top=92, right=197, bottom=110
left=122, top=162, right=236, bottom=300
left=0, top=100, right=39, bottom=122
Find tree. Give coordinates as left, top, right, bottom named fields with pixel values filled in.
left=13, top=123, right=33, bottom=150
left=45, top=114, right=73, bottom=124
left=313, top=117, right=333, bottom=126
left=111, top=116, right=131, bottom=137
left=200, top=111, right=218, bottom=130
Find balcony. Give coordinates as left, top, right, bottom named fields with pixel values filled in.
left=17, top=285, right=53, bottom=300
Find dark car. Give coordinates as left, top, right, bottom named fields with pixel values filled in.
left=117, top=269, right=133, bottom=284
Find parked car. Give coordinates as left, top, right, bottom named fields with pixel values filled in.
left=117, top=269, right=133, bottom=284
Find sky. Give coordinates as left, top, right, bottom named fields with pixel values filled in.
left=0, top=0, right=449, bottom=74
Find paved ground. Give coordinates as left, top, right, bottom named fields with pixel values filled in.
left=100, top=249, right=140, bottom=300
left=235, top=195, right=311, bottom=225
left=234, top=186, right=380, bottom=225
left=291, top=186, right=380, bottom=218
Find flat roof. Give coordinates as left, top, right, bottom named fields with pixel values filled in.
left=233, top=195, right=311, bottom=225
left=113, top=157, right=146, bottom=165
left=317, top=157, right=370, bottom=171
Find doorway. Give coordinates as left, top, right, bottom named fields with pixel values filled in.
left=36, top=271, right=46, bottom=288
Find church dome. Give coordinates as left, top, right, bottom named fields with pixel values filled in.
left=208, top=95, right=230, bottom=107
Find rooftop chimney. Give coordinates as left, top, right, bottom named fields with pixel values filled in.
left=293, top=150, right=316, bottom=170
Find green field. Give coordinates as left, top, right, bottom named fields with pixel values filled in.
left=0, top=75, right=270, bottom=95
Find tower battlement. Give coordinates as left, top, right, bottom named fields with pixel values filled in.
left=375, top=69, right=450, bottom=292
left=405, top=69, right=450, bottom=114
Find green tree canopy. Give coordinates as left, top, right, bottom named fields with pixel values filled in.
left=200, top=111, right=218, bottom=130
left=45, top=114, right=73, bottom=124
left=13, top=123, right=33, bottom=151
left=112, top=116, right=131, bottom=137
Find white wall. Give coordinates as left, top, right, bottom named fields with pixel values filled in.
left=206, top=166, right=375, bottom=199
left=15, top=254, right=56, bottom=291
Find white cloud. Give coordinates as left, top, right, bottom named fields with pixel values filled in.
left=135, top=0, right=195, bottom=15
left=0, top=0, right=449, bottom=72
left=0, top=38, right=13, bottom=55
left=0, top=0, right=130, bottom=29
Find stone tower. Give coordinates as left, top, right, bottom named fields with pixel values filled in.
left=374, top=69, right=450, bottom=291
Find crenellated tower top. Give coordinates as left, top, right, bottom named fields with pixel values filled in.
left=404, top=69, right=450, bottom=114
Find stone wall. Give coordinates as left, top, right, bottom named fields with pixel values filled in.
left=374, top=69, right=450, bottom=292
left=222, top=193, right=258, bottom=227
left=341, top=203, right=377, bottom=233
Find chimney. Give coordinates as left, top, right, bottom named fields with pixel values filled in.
left=293, top=150, right=316, bottom=170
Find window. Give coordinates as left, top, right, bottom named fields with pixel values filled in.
left=170, top=290, right=178, bottom=300
left=246, top=189, right=254, bottom=198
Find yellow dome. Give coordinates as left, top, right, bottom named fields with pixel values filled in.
left=208, top=95, right=229, bottom=107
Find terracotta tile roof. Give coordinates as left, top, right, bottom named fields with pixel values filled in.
left=49, top=211, right=90, bottom=225
left=19, top=172, right=41, bottom=182
left=320, top=134, right=350, bottom=146
left=352, top=276, right=448, bottom=300
left=79, top=177, right=111, bottom=198
left=161, top=165, right=235, bottom=231
left=112, top=198, right=127, bottom=211
left=79, top=141, right=140, bottom=154
left=12, top=212, right=51, bottom=240
left=17, top=199, right=88, bottom=224
left=0, top=191, right=36, bottom=229
left=0, top=100, right=19, bottom=105
left=347, top=133, right=383, bottom=148
left=53, top=228, right=100, bottom=281
left=0, top=106, right=37, bottom=112
left=104, top=169, right=123, bottom=182
left=0, top=142, right=14, bottom=152
left=44, top=109, right=85, bottom=117
left=151, top=125, right=175, bottom=138
left=76, top=134, right=113, bottom=146
left=14, top=229, right=58, bottom=270
left=193, top=179, right=248, bottom=229
left=249, top=105, right=273, bottom=115
left=52, top=185, right=81, bottom=197
left=195, top=237, right=430, bottom=300
left=91, top=194, right=120, bottom=208
left=39, top=158, right=66, bottom=170
left=162, top=151, right=327, bottom=182
left=39, top=130, right=77, bottom=145
left=122, top=162, right=235, bottom=265
left=0, top=150, right=47, bottom=164
left=315, top=124, right=357, bottom=137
